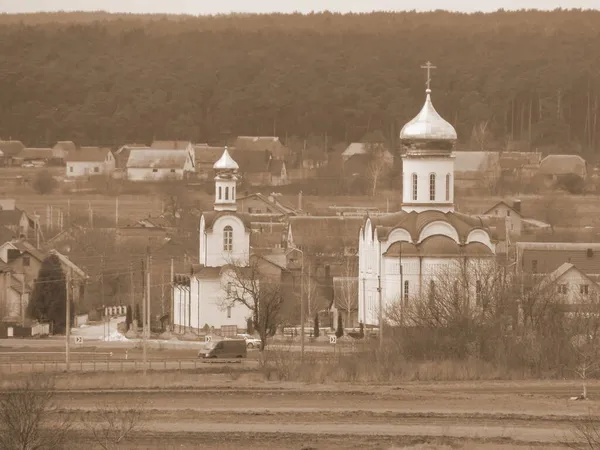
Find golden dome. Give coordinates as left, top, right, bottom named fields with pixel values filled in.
left=213, top=147, right=239, bottom=170
left=400, top=89, right=457, bottom=142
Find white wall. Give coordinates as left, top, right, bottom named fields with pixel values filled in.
left=201, top=215, right=250, bottom=267
left=402, top=156, right=455, bottom=212
left=173, top=275, right=251, bottom=331
left=555, top=267, right=600, bottom=305
left=66, top=157, right=115, bottom=178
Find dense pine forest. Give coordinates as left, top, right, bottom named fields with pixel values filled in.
left=0, top=10, right=600, bottom=156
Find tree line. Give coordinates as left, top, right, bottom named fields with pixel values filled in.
left=0, top=10, right=600, bottom=158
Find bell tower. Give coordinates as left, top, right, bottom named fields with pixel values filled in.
left=213, top=147, right=239, bottom=212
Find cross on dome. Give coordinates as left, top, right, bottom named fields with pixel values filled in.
left=420, top=61, right=437, bottom=92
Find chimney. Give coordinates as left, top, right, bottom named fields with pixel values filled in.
left=298, top=191, right=303, bottom=211
left=512, top=199, right=521, bottom=214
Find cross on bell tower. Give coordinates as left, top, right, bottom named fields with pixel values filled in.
left=420, top=61, right=437, bottom=91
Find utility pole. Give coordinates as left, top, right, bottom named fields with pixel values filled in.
left=115, top=196, right=119, bottom=228
left=147, top=254, right=151, bottom=339
left=170, top=258, right=174, bottom=332
left=144, top=255, right=150, bottom=376
left=66, top=267, right=71, bottom=371
left=377, top=275, right=383, bottom=350
left=299, top=249, right=305, bottom=363
left=21, top=275, right=25, bottom=327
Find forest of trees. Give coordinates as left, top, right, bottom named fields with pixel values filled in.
left=1, top=10, right=600, bottom=157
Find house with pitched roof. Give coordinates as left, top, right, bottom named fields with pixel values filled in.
left=16, top=148, right=54, bottom=165
left=126, top=147, right=195, bottom=181
left=114, top=143, right=147, bottom=169
left=0, top=204, right=34, bottom=240
left=0, top=140, right=25, bottom=166
left=517, top=242, right=600, bottom=278
left=234, top=136, right=290, bottom=160
left=150, top=140, right=194, bottom=152
left=237, top=193, right=298, bottom=218
left=52, top=141, right=77, bottom=161
left=453, top=151, right=500, bottom=191
left=65, top=147, right=116, bottom=178
left=535, top=263, right=600, bottom=309
left=538, top=154, right=587, bottom=186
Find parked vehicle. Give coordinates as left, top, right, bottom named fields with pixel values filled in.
left=236, top=333, right=262, bottom=348
left=199, top=339, right=247, bottom=358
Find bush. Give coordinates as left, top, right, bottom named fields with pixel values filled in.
left=313, top=314, right=320, bottom=338
left=335, top=315, right=344, bottom=338
left=557, top=173, right=585, bottom=194
left=32, top=170, right=58, bottom=194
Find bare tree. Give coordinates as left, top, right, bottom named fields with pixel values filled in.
left=223, top=256, right=285, bottom=350
left=84, top=401, right=144, bottom=450
left=334, top=257, right=358, bottom=328
left=470, top=120, right=492, bottom=151
left=366, top=146, right=390, bottom=197
left=301, top=259, right=320, bottom=323
left=0, top=375, right=71, bottom=450
left=567, top=409, right=600, bottom=449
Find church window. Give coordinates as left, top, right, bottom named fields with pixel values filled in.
left=445, top=174, right=451, bottom=201
left=223, top=226, right=233, bottom=251
left=429, top=173, right=436, bottom=201
left=411, top=173, right=418, bottom=201
left=225, top=186, right=229, bottom=200
left=218, top=186, right=222, bottom=200
left=226, top=305, right=232, bottom=318
left=403, top=280, right=409, bottom=306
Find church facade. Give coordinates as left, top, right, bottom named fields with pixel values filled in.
left=358, top=66, right=499, bottom=326
left=172, top=148, right=253, bottom=332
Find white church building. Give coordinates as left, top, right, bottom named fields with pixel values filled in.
left=358, top=65, right=500, bottom=326
left=172, top=148, right=253, bottom=333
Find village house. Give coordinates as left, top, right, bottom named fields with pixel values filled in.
left=114, top=143, right=147, bottom=170
left=65, top=147, right=116, bottom=178
left=52, top=141, right=77, bottom=161
left=341, top=142, right=394, bottom=166
left=234, top=136, right=291, bottom=160
left=481, top=199, right=524, bottom=237
left=535, top=262, right=600, bottom=309
left=0, top=200, right=35, bottom=240
left=238, top=192, right=299, bottom=218
left=0, top=140, right=25, bottom=166
left=538, top=154, right=587, bottom=187
left=126, top=147, right=195, bottom=181
left=453, top=151, right=500, bottom=192
left=516, top=242, right=600, bottom=278
left=150, top=140, right=194, bottom=152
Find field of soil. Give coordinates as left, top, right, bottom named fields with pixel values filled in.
left=21, top=373, right=600, bottom=449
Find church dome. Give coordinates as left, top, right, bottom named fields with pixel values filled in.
left=400, top=89, right=457, bottom=142
left=213, top=147, right=239, bottom=170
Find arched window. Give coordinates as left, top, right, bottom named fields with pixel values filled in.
left=411, top=173, right=418, bottom=201
left=445, top=174, right=451, bottom=201
left=429, top=173, right=436, bottom=201
left=223, top=226, right=233, bottom=251
left=225, top=186, right=229, bottom=200
left=403, top=280, right=409, bottom=306
left=218, top=186, right=222, bottom=200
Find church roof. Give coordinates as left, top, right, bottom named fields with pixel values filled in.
left=399, top=89, right=457, bottom=142
left=213, top=147, right=239, bottom=170
left=202, top=210, right=252, bottom=231
left=369, top=210, right=496, bottom=244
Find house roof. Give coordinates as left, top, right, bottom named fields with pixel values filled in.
left=517, top=242, right=600, bottom=275
left=234, top=136, right=280, bottom=151
left=0, top=209, right=23, bottom=227
left=18, top=148, right=53, bottom=160
left=537, top=262, right=599, bottom=292
left=0, top=226, right=17, bottom=245
left=454, top=151, right=500, bottom=173
left=482, top=200, right=522, bottom=217
left=11, top=240, right=46, bottom=262
left=150, top=140, right=191, bottom=150
left=115, top=143, right=147, bottom=154
left=238, top=193, right=297, bottom=216
left=368, top=210, right=500, bottom=244
left=65, top=147, right=112, bottom=162
left=288, top=216, right=363, bottom=253
left=202, top=211, right=253, bottom=231
left=342, top=143, right=393, bottom=161
left=229, top=149, right=270, bottom=173
left=250, top=222, right=286, bottom=249
left=539, top=154, right=587, bottom=177
left=499, top=151, right=542, bottom=170
left=126, top=148, right=190, bottom=169
left=53, top=141, right=77, bottom=153
left=0, top=140, right=25, bottom=157
left=194, top=145, right=230, bottom=165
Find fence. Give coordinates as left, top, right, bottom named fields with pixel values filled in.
left=0, top=358, right=256, bottom=374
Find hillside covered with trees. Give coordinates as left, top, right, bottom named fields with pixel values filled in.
left=0, top=10, right=600, bottom=157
